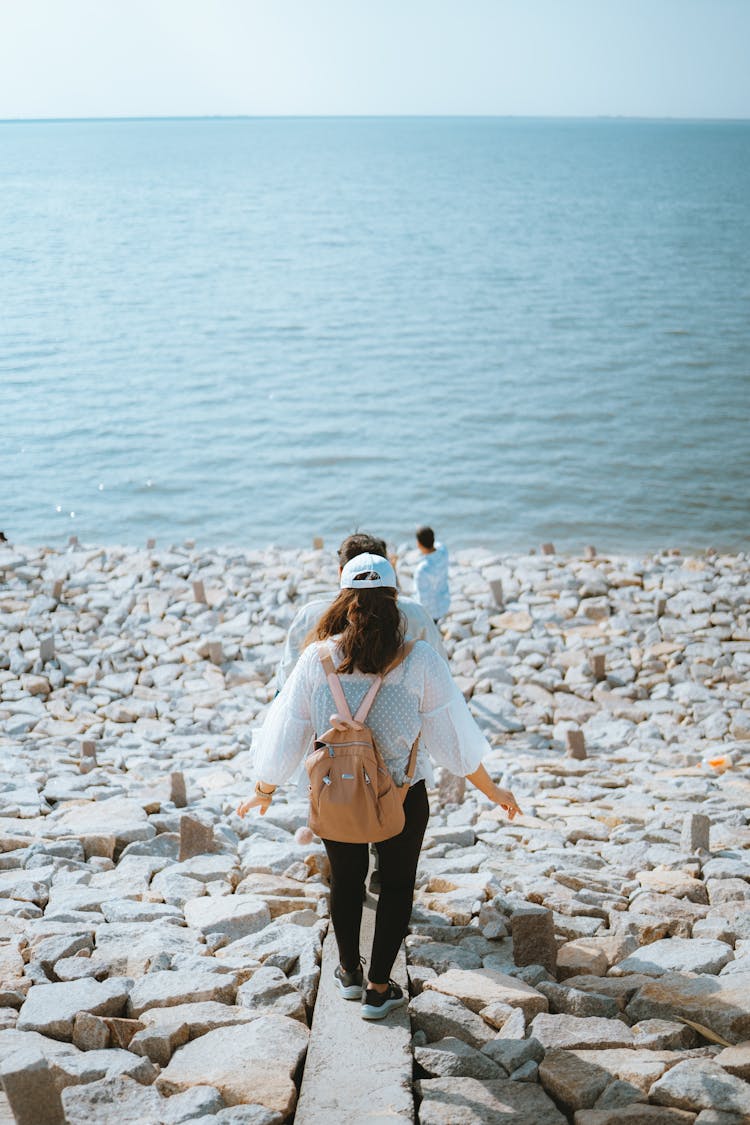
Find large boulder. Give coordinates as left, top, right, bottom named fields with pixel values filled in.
left=626, top=971, right=750, bottom=1042
left=128, top=971, right=237, bottom=1018
left=612, top=938, right=734, bottom=978
left=409, top=991, right=496, bottom=1049
left=529, top=1014, right=634, bottom=1051
left=17, top=979, right=132, bottom=1041
left=423, top=968, right=547, bottom=1020
left=417, top=1077, right=566, bottom=1124
left=156, top=1015, right=308, bottom=1116
left=649, top=1058, right=750, bottom=1115
left=184, top=895, right=271, bottom=944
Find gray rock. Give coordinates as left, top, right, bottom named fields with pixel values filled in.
left=423, top=967, right=547, bottom=1020
left=614, top=937, right=734, bottom=977
left=128, top=970, right=237, bottom=1018
left=408, top=990, right=496, bottom=1049
left=156, top=1015, right=309, bottom=1118
left=61, top=1075, right=164, bottom=1125
left=573, top=1107, right=697, bottom=1124
left=537, top=981, right=619, bottom=1019
left=694, top=1111, right=750, bottom=1125
left=417, top=1076, right=567, bottom=1123
left=17, top=977, right=132, bottom=1040
left=480, top=1037, right=545, bottom=1072
left=510, top=905, right=557, bottom=974
left=713, top=1040, right=750, bottom=1080
left=681, top=812, right=711, bottom=853
left=625, top=970, right=750, bottom=1042
left=193, top=1108, right=283, bottom=1124
left=415, top=1036, right=507, bottom=1079
left=530, top=1014, right=634, bottom=1050
left=0, top=1048, right=66, bottom=1125
left=539, top=1048, right=611, bottom=1112
left=236, top=965, right=306, bottom=1023
left=650, top=1058, right=750, bottom=1114
left=159, top=1084, right=226, bottom=1122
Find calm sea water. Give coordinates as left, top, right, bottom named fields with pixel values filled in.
left=2, top=117, right=749, bottom=554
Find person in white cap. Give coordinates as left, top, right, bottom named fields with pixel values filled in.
left=275, top=532, right=449, bottom=896
left=275, top=532, right=446, bottom=692
left=238, top=554, right=521, bottom=1021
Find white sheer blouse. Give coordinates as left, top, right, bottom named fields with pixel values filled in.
left=252, top=639, right=490, bottom=788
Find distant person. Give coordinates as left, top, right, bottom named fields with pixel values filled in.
left=276, top=532, right=446, bottom=691
left=414, top=526, right=450, bottom=624
left=238, top=553, right=521, bottom=1019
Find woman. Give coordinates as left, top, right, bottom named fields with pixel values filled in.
left=238, top=552, right=521, bottom=1020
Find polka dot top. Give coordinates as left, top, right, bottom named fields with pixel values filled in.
left=252, top=639, right=490, bottom=788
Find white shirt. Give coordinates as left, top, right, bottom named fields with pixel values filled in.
left=253, top=639, right=489, bottom=789
left=414, top=543, right=451, bottom=620
left=276, top=594, right=447, bottom=692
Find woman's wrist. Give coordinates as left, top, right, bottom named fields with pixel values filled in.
left=255, top=781, right=277, bottom=797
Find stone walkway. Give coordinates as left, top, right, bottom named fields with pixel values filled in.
left=295, top=897, right=414, bottom=1124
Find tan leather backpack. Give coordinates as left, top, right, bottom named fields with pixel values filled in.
left=305, top=642, right=418, bottom=844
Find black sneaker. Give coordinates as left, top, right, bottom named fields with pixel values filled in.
left=334, top=962, right=364, bottom=1000
left=361, top=980, right=405, bottom=1020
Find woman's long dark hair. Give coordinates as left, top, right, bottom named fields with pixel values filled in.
left=305, top=588, right=404, bottom=674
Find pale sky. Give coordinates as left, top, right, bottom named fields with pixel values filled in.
left=0, top=0, right=748, bottom=120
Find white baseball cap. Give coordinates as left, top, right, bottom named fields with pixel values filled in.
left=340, top=553, right=397, bottom=589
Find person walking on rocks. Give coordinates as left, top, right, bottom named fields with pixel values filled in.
left=238, top=553, right=521, bottom=1020
left=277, top=531, right=449, bottom=894
left=413, top=525, right=450, bottom=624
left=275, top=532, right=446, bottom=691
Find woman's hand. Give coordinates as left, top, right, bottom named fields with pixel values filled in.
left=465, top=764, right=522, bottom=819
left=492, top=786, right=522, bottom=820
left=237, top=794, right=270, bottom=818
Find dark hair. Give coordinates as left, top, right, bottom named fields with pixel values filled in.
left=416, top=526, right=435, bottom=549
left=337, top=532, right=388, bottom=568
left=307, top=588, right=404, bottom=674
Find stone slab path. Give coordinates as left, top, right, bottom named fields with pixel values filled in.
left=295, top=896, right=414, bottom=1124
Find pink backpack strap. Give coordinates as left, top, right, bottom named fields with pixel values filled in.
left=321, top=639, right=418, bottom=725
left=353, top=676, right=382, bottom=723
left=319, top=650, right=354, bottom=723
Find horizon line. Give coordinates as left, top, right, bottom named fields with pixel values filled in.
left=1, top=112, right=749, bottom=125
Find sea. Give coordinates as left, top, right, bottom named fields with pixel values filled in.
left=2, top=117, right=749, bottom=555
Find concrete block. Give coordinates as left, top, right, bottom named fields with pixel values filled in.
left=192, top=580, right=207, bottom=604
left=39, top=634, right=55, bottom=664
left=681, top=812, right=711, bottom=854
left=438, top=771, right=466, bottom=806
left=591, top=654, right=606, bottom=681
left=489, top=579, right=504, bottom=608
left=170, top=772, right=188, bottom=808
left=0, top=1048, right=66, bottom=1125
left=511, top=906, right=557, bottom=975
left=80, top=740, right=97, bottom=774
left=565, top=730, right=587, bottom=760
left=179, top=815, right=214, bottom=861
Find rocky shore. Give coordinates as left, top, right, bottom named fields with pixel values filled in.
left=1, top=539, right=749, bottom=1124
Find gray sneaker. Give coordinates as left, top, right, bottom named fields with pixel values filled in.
left=334, top=962, right=364, bottom=1000
left=361, top=980, right=405, bottom=1020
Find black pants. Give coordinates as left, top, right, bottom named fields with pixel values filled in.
left=322, top=781, right=430, bottom=984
